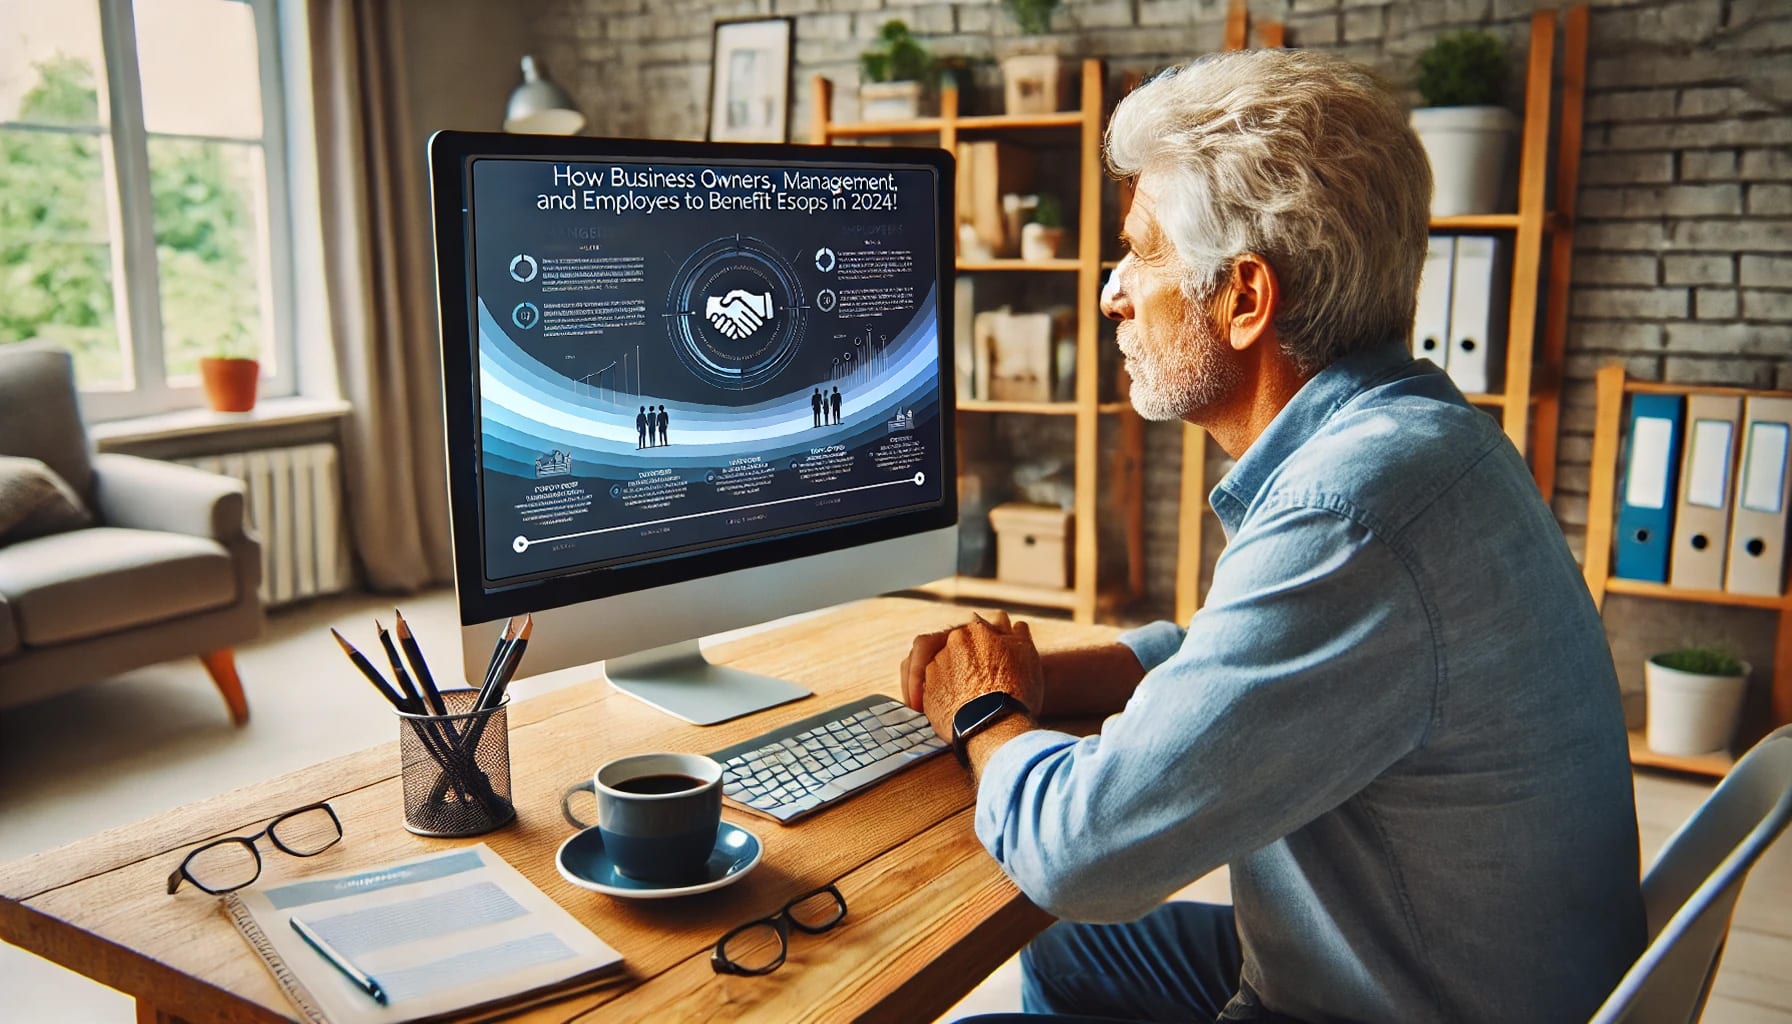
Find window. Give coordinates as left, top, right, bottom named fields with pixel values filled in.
left=0, top=0, right=292, bottom=419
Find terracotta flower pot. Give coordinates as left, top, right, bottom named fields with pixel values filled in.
left=200, top=357, right=260, bottom=412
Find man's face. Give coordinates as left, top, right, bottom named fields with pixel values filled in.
left=1100, top=177, right=1240, bottom=422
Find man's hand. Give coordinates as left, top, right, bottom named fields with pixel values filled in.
left=901, top=612, right=1044, bottom=742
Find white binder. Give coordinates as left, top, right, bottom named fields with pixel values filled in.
left=1668, top=394, right=1742, bottom=591
left=1445, top=235, right=1510, bottom=395
left=1412, top=235, right=1453, bottom=370
left=1725, top=396, right=1792, bottom=596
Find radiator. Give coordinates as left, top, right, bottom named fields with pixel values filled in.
left=180, top=443, right=352, bottom=607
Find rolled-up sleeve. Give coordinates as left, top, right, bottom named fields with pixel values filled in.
left=973, top=502, right=1437, bottom=923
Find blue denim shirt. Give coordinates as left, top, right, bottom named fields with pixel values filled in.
left=975, top=342, right=1646, bottom=1022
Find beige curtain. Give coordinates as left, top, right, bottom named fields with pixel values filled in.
left=308, top=0, right=453, bottom=591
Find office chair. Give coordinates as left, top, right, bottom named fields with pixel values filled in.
left=1589, top=724, right=1792, bottom=1024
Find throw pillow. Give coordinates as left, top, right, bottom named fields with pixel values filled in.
left=0, top=456, right=94, bottom=545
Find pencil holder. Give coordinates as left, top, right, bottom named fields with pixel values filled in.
left=396, top=688, right=515, bottom=837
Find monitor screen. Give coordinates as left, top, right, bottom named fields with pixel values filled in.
left=430, top=133, right=957, bottom=696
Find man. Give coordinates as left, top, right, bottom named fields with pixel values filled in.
left=905, top=50, right=1644, bottom=1022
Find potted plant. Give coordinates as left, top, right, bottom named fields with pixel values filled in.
left=1000, top=0, right=1064, bottom=115
left=1411, top=29, right=1518, bottom=216
left=859, top=20, right=934, bottom=122
left=200, top=338, right=260, bottom=413
left=1019, top=193, right=1065, bottom=261
left=1645, top=647, right=1750, bottom=757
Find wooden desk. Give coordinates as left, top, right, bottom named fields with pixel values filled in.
left=0, top=598, right=1120, bottom=1023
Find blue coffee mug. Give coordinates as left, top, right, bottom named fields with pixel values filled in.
left=561, top=752, right=723, bottom=884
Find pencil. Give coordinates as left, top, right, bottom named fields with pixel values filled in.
left=375, top=619, right=425, bottom=715
left=473, top=618, right=518, bottom=712
left=330, top=628, right=406, bottom=711
left=480, top=617, right=515, bottom=694
left=394, top=609, right=448, bottom=717
left=486, top=614, right=533, bottom=708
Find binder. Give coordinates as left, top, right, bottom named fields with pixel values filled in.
left=1668, top=394, right=1742, bottom=590
left=1412, top=235, right=1453, bottom=369
left=1724, top=396, right=1792, bottom=596
left=1444, top=235, right=1510, bottom=395
left=1615, top=393, right=1684, bottom=583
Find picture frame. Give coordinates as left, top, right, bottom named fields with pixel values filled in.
left=707, top=17, right=793, bottom=143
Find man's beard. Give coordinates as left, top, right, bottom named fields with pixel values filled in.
left=1117, top=304, right=1241, bottom=422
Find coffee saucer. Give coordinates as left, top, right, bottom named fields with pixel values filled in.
left=556, top=822, right=761, bottom=899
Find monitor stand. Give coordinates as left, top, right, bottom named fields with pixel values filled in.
left=604, top=639, right=810, bottom=726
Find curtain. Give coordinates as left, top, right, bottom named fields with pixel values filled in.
left=307, top=0, right=453, bottom=591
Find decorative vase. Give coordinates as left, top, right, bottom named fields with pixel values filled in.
left=1644, top=655, right=1750, bottom=757
left=859, top=81, right=923, bottom=121
left=1410, top=106, right=1518, bottom=216
left=200, top=357, right=260, bottom=413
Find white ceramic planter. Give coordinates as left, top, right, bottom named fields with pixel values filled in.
left=1410, top=105, right=1519, bottom=217
left=859, top=81, right=922, bottom=122
left=1644, top=656, right=1750, bottom=757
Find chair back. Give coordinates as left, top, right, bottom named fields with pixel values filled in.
left=1590, top=724, right=1792, bottom=1024
left=0, top=344, right=95, bottom=501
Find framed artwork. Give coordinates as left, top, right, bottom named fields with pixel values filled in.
left=707, top=17, right=793, bottom=143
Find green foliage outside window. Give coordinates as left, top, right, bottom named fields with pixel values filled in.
left=1, top=54, right=263, bottom=386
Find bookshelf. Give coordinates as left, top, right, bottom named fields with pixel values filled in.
left=810, top=59, right=1146, bottom=624
left=1583, top=365, right=1792, bottom=777
left=1175, top=5, right=1590, bottom=624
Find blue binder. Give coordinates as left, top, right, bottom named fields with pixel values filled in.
left=1615, top=393, right=1685, bottom=582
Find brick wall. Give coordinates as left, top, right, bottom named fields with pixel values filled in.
left=532, top=0, right=1792, bottom=635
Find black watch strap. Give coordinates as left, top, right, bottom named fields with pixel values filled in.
left=951, top=691, right=1029, bottom=767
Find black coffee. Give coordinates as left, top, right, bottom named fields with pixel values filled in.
left=616, top=773, right=706, bottom=795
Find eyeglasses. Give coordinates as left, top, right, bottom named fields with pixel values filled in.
left=166, top=802, right=343, bottom=895
left=710, top=883, right=848, bottom=976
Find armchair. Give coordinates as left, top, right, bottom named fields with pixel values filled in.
left=0, top=345, right=264, bottom=724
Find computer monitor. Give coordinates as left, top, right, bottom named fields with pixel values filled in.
left=428, top=131, right=957, bottom=725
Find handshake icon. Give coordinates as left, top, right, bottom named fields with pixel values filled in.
left=705, top=290, right=774, bottom=340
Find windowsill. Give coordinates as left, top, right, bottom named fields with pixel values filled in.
left=90, top=396, right=353, bottom=450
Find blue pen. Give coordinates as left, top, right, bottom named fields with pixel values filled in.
left=290, top=914, right=389, bottom=1006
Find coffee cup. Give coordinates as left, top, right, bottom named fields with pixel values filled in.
left=561, top=752, right=723, bottom=884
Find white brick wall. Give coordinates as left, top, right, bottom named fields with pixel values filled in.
left=533, top=0, right=1792, bottom=619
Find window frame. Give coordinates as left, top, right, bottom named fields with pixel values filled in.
left=64, top=0, right=296, bottom=421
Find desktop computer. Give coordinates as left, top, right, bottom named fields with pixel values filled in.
left=427, top=132, right=957, bottom=741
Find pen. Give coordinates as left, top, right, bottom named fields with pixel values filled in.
left=290, top=914, right=388, bottom=1006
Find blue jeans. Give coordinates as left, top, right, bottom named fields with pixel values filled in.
left=961, top=902, right=1259, bottom=1023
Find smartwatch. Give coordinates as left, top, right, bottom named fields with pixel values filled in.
left=951, top=691, right=1030, bottom=767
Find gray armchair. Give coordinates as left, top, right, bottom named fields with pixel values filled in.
left=0, top=345, right=263, bottom=723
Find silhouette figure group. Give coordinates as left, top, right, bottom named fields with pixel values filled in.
left=810, top=386, right=843, bottom=427
left=636, top=404, right=671, bottom=448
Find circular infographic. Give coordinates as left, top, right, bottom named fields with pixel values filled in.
left=509, top=254, right=538, bottom=283
left=665, top=234, right=806, bottom=391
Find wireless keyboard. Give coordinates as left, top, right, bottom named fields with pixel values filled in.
left=708, top=694, right=950, bottom=824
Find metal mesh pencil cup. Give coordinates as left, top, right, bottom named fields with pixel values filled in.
left=395, top=688, right=515, bottom=837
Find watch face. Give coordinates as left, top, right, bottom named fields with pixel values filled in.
left=954, top=691, right=1009, bottom=733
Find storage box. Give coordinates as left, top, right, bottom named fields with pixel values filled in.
left=990, top=502, right=1073, bottom=589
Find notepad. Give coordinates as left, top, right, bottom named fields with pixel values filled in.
left=225, top=844, right=624, bottom=1024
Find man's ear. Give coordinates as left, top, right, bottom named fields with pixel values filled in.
left=1219, top=253, right=1278, bottom=353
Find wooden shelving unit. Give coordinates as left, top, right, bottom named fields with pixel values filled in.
left=1582, top=364, right=1792, bottom=777
left=811, top=59, right=1145, bottom=624
left=1175, top=6, right=1589, bottom=624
